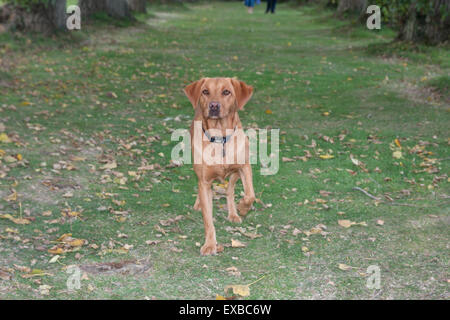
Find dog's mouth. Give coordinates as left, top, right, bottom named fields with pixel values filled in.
left=208, top=110, right=220, bottom=118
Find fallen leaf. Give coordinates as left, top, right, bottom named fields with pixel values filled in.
left=338, top=263, right=352, bottom=271
left=231, top=239, right=246, bottom=248
left=100, top=161, right=117, bottom=170
left=226, top=266, right=241, bottom=276
left=0, top=133, right=12, bottom=143
left=392, top=151, right=402, bottom=159
left=0, top=214, right=30, bottom=225
left=338, top=220, right=354, bottom=228
left=225, top=284, right=250, bottom=297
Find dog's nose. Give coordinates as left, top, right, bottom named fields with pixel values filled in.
left=209, top=102, right=220, bottom=112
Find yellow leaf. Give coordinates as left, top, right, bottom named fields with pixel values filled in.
left=68, top=211, right=81, bottom=217
left=265, top=109, right=272, bottom=114
left=0, top=133, right=12, bottom=143
left=231, top=239, right=246, bottom=248
left=101, top=161, right=117, bottom=170
left=4, top=191, right=17, bottom=202
left=67, top=239, right=85, bottom=247
left=225, top=284, right=250, bottom=297
left=394, top=138, right=401, bottom=148
left=319, top=154, right=334, bottom=160
left=338, top=263, right=352, bottom=271
left=48, top=247, right=65, bottom=255
left=216, top=294, right=227, bottom=300
left=338, top=219, right=354, bottom=228
left=57, top=233, right=72, bottom=242
left=392, top=151, right=402, bottom=159
left=0, top=214, right=30, bottom=225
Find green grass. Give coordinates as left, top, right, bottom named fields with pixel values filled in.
left=0, top=2, right=449, bottom=300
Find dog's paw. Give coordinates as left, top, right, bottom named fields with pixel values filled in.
left=200, top=243, right=217, bottom=256
left=237, top=199, right=251, bottom=216
left=227, top=214, right=242, bottom=223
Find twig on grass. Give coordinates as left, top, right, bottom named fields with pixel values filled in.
left=352, top=187, right=382, bottom=201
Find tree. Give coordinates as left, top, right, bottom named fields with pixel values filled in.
left=48, top=0, right=66, bottom=29
left=336, top=0, right=367, bottom=16
left=78, top=0, right=133, bottom=20
left=373, top=0, right=449, bottom=44
left=127, top=0, right=146, bottom=13
left=396, top=0, right=450, bottom=44
left=0, top=0, right=67, bottom=33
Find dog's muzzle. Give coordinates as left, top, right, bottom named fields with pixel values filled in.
left=208, top=102, right=220, bottom=118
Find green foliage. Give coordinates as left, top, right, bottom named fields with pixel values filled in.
left=4, top=0, right=52, bottom=12
left=427, top=75, right=450, bottom=94
left=372, top=0, right=449, bottom=26
left=6, top=0, right=46, bottom=7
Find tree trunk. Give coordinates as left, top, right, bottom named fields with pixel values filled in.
left=78, top=0, right=107, bottom=20
left=48, top=0, right=67, bottom=29
left=397, top=0, right=449, bottom=44
left=127, top=0, right=146, bottom=13
left=79, top=0, right=133, bottom=20
left=105, top=0, right=132, bottom=19
left=0, top=0, right=66, bottom=34
left=337, top=0, right=367, bottom=16
left=424, top=0, right=450, bottom=44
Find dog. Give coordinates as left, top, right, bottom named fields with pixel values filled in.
left=184, top=77, right=255, bottom=255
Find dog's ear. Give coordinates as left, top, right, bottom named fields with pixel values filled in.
left=184, top=79, right=206, bottom=109
left=231, top=79, right=253, bottom=110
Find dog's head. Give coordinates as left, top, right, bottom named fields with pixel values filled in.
left=184, top=77, right=253, bottom=119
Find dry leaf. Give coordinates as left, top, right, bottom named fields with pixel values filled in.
left=392, top=151, right=402, bottom=159
left=0, top=214, right=30, bottom=225
left=101, top=161, right=117, bottom=170
left=338, top=219, right=354, bottom=228
left=0, top=133, right=12, bottom=143
left=231, top=239, right=246, bottom=248
left=338, top=263, right=352, bottom=271
left=225, top=284, right=250, bottom=297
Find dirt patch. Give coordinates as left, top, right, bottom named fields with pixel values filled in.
left=146, top=12, right=182, bottom=27
left=80, top=259, right=151, bottom=275
left=386, top=79, right=448, bottom=106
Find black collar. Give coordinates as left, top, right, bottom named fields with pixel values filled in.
left=202, top=126, right=237, bottom=157
left=202, top=126, right=236, bottom=144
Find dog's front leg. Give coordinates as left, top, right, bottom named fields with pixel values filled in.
left=237, top=165, right=255, bottom=216
left=198, top=181, right=217, bottom=255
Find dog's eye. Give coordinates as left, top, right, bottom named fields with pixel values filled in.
left=222, top=90, right=231, bottom=96
left=202, top=89, right=209, bottom=95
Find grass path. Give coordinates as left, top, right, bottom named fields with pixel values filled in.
left=0, top=2, right=449, bottom=299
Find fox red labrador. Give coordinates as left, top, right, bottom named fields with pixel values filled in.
left=184, top=77, right=255, bottom=255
